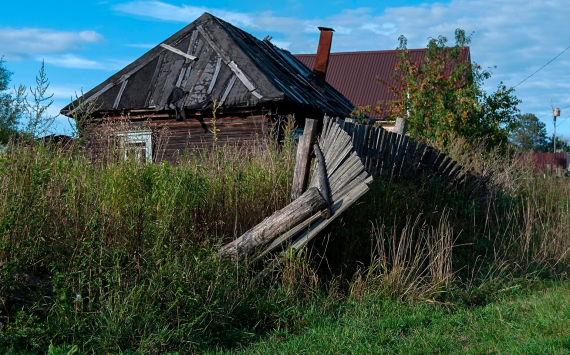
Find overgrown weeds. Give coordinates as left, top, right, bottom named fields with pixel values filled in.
left=1, top=131, right=569, bottom=353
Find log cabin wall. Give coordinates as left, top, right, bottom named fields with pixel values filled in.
left=82, top=109, right=272, bottom=163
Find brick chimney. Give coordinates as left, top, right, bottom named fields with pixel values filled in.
left=313, top=27, right=334, bottom=83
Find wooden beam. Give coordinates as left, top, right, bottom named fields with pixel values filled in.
left=197, top=25, right=263, bottom=99
left=393, top=117, right=409, bottom=136
left=160, top=43, right=197, bottom=61
left=218, top=187, right=328, bottom=259
left=112, top=79, right=128, bottom=109
left=69, top=51, right=164, bottom=114
left=314, top=142, right=332, bottom=218
left=219, top=75, right=237, bottom=105
left=291, top=118, right=317, bottom=200
left=207, top=57, right=222, bottom=94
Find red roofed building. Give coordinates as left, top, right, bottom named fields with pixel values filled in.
left=294, top=48, right=471, bottom=121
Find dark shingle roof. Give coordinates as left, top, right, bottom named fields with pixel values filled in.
left=61, top=13, right=353, bottom=118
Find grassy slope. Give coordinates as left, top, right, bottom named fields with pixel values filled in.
left=225, top=283, right=570, bottom=354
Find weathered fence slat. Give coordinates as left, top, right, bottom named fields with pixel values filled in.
left=221, top=115, right=468, bottom=268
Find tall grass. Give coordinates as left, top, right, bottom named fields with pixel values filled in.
left=1, top=130, right=570, bottom=353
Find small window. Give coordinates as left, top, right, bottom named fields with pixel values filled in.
left=115, top=131, right=152, bottom=163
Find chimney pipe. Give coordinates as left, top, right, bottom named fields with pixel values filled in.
left=313, top=27, right=334, bottom=83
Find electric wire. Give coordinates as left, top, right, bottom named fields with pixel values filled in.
left=546, top=114, right=570, bottom=135
left=513, top=44, right=570, bottom=88
left=535, top=104, right=570, bottom=120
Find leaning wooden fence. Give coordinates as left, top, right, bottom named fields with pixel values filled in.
left=331, top=117, right=465, bottom=182
left=218, top=116, right=470, bottom=266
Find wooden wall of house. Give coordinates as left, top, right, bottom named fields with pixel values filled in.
left=82, top=112, right=271, bottom=163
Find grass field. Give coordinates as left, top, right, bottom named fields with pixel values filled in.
left=221, top=282, right=570, bottom=354
left=1, top=131, right=570, bottom=354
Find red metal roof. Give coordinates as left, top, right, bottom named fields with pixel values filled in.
left=294, top=48, right=470, bottom=118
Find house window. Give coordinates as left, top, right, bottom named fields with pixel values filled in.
left=115, top=131, right=152, bottom=163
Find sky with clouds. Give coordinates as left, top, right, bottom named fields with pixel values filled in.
left=1, top=0, right=569, bottom=137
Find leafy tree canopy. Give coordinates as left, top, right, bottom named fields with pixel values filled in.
left=354, top=29, right=521, bottom=149
left=510, top=113, right=550, bottom=152
left=0, top=58, right=24, bottom=144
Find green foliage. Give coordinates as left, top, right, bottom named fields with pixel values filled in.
left=0, top=58, right=25, bottom=144
left=381, top=29, right=520, bottom=148
left=510, top=113, right=550, bottom=152
left=226, top=282, right=570, bottom=354
left=23, top=60, right=57, bottom=138
left=1, top=134, right=570, bottom=353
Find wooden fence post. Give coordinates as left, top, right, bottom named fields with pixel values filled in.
left=291, top=118, right=317, bottom=200
left=393, top=117, right=408, bottom=136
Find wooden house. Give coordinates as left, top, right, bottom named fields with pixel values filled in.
left=61, top=13, right=353, bottom=162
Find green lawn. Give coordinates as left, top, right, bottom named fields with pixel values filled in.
left=220, top=283, right=570, bottom=354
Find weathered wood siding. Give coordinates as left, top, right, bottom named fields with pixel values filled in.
left=83, top=113, right=271, bottom=163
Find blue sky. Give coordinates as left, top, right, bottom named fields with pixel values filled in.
left=1, top=0, right=569, bottom=137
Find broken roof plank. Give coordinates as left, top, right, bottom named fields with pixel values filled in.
left=160, top=43, right=197, bottom=61
left=207, top=57, right=222, bottom=94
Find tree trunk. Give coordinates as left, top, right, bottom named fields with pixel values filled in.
left=218, top=187, right=327, bottom=259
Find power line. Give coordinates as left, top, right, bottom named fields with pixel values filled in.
left=547, top=115, right=570, bottom=135
left=536, top=104, right=570, bottom=120
left=513, top=44, right=570, bottom=88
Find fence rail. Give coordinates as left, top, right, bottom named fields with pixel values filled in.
left=324, top=116, right=466, bottom=183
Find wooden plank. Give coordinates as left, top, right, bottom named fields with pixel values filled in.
left=431, top=153, right=447, bottom=174
left=112, top=79, right=128, bottom=109
left=329, top=153, right=360, bottom=188
left=439, top=159, right=455, bottom=177
left=186, top=30, right=199, bottom=63
left=362, top=125, right=371, bottom=165
left=393, top=117, right=409, bottom=136
left=412, top=143, right=426, bottom=173
left=378, top=131, right=392, bottom=177
left=160, top=43, right=197, bottom=61
left=219, top=75, right=237, bottom=105
left=372, top=128, right=385, bottom=176
left=325, top=138, right=351, bottom=175
left=256, top=212, right=322, bottom=260
left=227, top=61, right=263, bottom=99
left=314, top=143, right=332, bottom=218
left=391, top=135, right=408, bottom=179
left=218, top=187, right=327, bottom=259
left=436, top=157, right=452, bottom=176
left=424, top=148, right=438, bottom=171
left=333, top=170, right=370, bottom=201
left=207, top=57, right=222, bottom=94
left=290, top=182, right=370, bottom=251
left=158, top=59, right=185, bottom=110
left=175, top=67, right=187, bottom=88
left=291, top=118, right=318, bottom=200
left=322, top=116, right=330, bottom=141
left=401, top=139, right=417, bottom=176
left=382, top=132, right=397, bottom=178
left=145, top=53, right=166, bottom=107
left=196, top=25, right=231, bottom=64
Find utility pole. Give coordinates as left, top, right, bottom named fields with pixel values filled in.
left=554, top=107, right=561, bottom=152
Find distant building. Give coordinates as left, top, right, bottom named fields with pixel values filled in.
left=294, top=48, right=471, bottom=121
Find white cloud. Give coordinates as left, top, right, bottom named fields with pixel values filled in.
left=271, top=41, right=291, bottom=50
left=361, top=23, right=396, bottom=35
left=114, top=1, right=255, bottom=28
left=127, top=43, right=156, bottom=49
left=42, top=54, right=129, bottom=71
left=0, top=27, right=104, bottom=61
left=110, top=0, right=570, bottom=124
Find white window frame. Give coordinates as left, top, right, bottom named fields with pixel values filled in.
left=115, top=131, right=153, bottom=163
